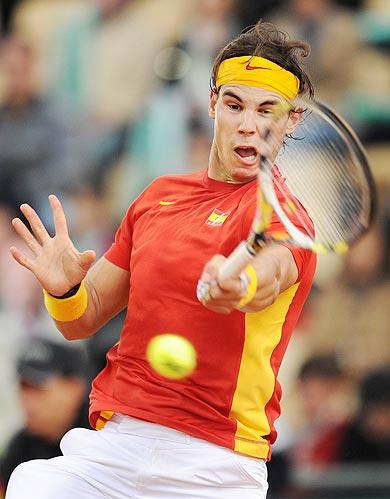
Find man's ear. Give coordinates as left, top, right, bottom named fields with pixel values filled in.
left=285, top=107, right=303, bottom=135
left=209, top=91, right=217, bottom=119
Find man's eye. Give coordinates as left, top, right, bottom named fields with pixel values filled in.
left=228, top=104, right=240, bottom=110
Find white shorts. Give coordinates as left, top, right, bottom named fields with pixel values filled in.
left=6, top=414, right=268, bottom=498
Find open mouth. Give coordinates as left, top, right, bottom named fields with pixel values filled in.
left=234, top=146, right=258, bottom=165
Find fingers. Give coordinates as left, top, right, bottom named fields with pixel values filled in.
left=11, top=218, right=42, bottom=255
left=49, top=195, right=69, bottom=237
left=10, top=246, right=35, bottom=272
left=20, top=203, right=50, bottom=244
left=198, top=254, right=246, bottom=313
left=197, top=255, right=222, bottom=301
left=201, top=255, right=243, bottom=294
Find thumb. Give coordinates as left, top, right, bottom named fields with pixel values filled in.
left=79, top=250, right=96, bottom=271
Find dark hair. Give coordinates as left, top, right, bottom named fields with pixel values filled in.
left=298, top=355, right=342, bottom=381
left=359, top=367, right=390, bottom=408
left=211, top=21, right=314, bottom=98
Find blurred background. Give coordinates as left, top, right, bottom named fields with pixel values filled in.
left=0, top=0, right=389, bottom=497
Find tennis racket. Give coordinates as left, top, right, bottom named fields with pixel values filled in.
left=197, top=98, right=376, bottom=297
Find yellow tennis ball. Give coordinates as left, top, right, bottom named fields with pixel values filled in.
left=146, top=334, right=197, bottom=379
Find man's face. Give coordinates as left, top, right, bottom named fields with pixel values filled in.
left=19, top=376, right=84, bottom=442
left=208, top=84, right=300, bottom=184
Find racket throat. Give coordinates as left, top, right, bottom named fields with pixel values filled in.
left=247, top=233, right=267, bottom=255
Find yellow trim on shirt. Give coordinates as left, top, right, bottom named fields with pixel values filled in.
left=95, top=410, right=114, bottom=430
left=229, top=283, right=300, bottom=458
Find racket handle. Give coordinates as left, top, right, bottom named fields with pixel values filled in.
left=218, top=242, right=254, bottom=282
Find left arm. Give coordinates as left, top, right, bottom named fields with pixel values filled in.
left=199, top=244, right=298, bottom=314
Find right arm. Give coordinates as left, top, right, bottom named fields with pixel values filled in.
left=10, top=195, right=129, bottom=340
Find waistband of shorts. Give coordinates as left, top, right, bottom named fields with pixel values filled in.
left=107, top=413, right=193, bottom=444
left=103, top=413, right=267, bottom=462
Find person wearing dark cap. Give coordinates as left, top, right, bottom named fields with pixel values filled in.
left=290, top=363, right=390, bottom=469
left=0, top=339, right=90, bottom=492
left=338, top=366, right=390, bottom=463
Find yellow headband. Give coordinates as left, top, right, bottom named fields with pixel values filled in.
left=216, top=56, right=299, bottom=100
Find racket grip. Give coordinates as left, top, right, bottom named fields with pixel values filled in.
left=218, top=242, right=254, bottom=282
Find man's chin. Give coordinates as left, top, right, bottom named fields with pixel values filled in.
left=231, top=165, right=258, bottom=183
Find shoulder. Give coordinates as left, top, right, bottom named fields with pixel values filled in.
left=147, top=170, right=205, bottom=189
left=134, top=170, right=205, bottom=202
left=120, top=170, right=205, bottom=220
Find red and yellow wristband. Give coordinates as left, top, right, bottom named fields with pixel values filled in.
left=43, top=280, right=88, bottom=322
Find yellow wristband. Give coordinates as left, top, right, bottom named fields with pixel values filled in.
left=237, top=265, right=258, bottom=309
left=43, top=280, right=88, bottom=322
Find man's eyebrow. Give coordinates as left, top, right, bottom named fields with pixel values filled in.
left=259, top=99, right=280, bottom=106
left=221, top=90, right=243, bottom=102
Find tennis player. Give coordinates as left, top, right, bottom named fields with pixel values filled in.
left=7, top=21, right=316, bottom=499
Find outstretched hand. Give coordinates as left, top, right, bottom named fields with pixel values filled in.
left=10, top=195, right=96, bottom=296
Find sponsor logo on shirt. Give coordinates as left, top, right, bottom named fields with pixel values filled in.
left=206, top=209, right=230, bottom=226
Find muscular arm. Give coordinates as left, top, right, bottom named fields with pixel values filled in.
left=200, top=243, right=298, bottom=314
left=56, top=257, right=130, bottom=340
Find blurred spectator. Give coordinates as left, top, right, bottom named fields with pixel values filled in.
left=338, top=366, right=390, bottom=463
left=0, top=34, right=81, bottom=225
left=235, top=0, right=285, bottom=30
left=287, top=355, right=354, bottom=468
left=346, top=0, right=390, bottom=141
left=42, top=0, right=193, bottom=125
left=179, top=0, right=240, bottom=134
left=302, top=190, right=390, bottom=375
left=270, top=0, right=362, bottom=109
left=342, top=218, right=389, bottom=288
left=291, top=365, right=390, bottom=472
left=13, top=0, right=195, bottom=218
left=0, top=339, right=90, bottom=493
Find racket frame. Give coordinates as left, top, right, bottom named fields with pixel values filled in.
left=218, top=99, right=376, bottom=282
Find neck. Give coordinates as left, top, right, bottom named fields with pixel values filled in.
left=207, top=142, right=228, bottom=183
left=208, top=141, right=255, bottom=184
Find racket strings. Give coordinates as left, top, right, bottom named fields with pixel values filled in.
left=278, top=144, right=361, bottom=244
left=271, top=106, right=372, bottom=249
left=295, top=137, right=368, bottom=240
left=267, top=120, right=344, bottom=244
left=297, top=118, right=367, bottom=217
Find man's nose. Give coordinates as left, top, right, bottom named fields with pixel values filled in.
left=238, top=111, right=256, bottom=135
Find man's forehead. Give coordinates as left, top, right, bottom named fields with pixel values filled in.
left=220, top=84, right=283, bottom=102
